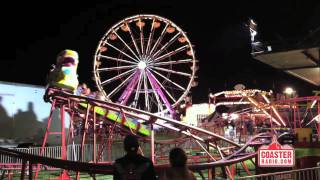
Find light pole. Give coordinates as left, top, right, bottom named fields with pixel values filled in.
left=284, top=87, right=296, bottom=129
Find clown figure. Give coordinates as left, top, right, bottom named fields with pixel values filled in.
left=47, top=49, right=79, bottom=93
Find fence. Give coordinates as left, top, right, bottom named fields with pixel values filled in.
left=0, top=144, right=127, bottom=168
left=0, top=142, right=155, bottom=168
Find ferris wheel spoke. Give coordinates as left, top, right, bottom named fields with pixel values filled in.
left=146, top=70, right=176, bottom=105
left=147, top=73, right=164, bottom=112
left=101, top=68, right=136, bottom=85
left=153, top=45, right=189, bottom=63
left=126, top=22, right=142, bottom=59
left=152, top=32, right=181, bottom=58
left=117, top=71, right=141, bottom=105
left=145, top=18, right=155, bottom=56
left=151, top=66, right=192, bottom=77
left=148, top=23, right=169, bottom=56
left=133, top=72, right=143, bottom=109
left=143, top=72, right=150, bottom=111
left=138, top=19, right=145, bottom=56
left=106, top=42, right=139, bottom=62
left=97, top=65, right=136, bottom=72
left=107, top=73, right=135, bottom=99
left=112, top=30, right=140, bottom=61
left=154, top=91, right=164, bottom=112
left=98, top=55, right=137, bottom=65
left=150, top=69, right=186, bottom=91
left=152, top=59, right=193, bottom=66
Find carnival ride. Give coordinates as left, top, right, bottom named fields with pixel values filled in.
left=36, top=87, right=273, bottom=179
left=0, top=14, right=319, bottom=180
left=205, top=89, right=320, bottom=142
left=93, top=14, right=198, bottom=115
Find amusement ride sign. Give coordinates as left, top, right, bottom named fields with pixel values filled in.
left=258, top=136, right=295, bottom=167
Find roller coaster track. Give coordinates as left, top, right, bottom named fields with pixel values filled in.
left=45, top=87, right=242, bottom=148
left=0, top=87, right=275, bottom=179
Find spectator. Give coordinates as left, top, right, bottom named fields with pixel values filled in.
left=246, top=120, right=254, bottom=136
left=113, top=134, right=157, bottom=180
left=160, top=147, right=196, bottom=180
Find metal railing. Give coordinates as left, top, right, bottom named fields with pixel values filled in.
left=239, top=166, right=320, bottom=180
left=0, top=144, right=125, bottom=166
left=0, top=142, right=151, bottom=168
left=0, top=146, right=114, bottom=179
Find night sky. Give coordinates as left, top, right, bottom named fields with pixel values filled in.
left=1, top=0, right=319, bottom=103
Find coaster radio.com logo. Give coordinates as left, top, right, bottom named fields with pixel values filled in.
left=258, top=136, right=295, bottom=167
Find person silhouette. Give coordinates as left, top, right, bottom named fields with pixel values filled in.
left=0, top=96, right=10, bottom=122
left=160, top=147, right=196, bottom=180
left=113, top=134, right=157, bottom=180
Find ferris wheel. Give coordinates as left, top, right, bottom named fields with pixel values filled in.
left=93, top=14, right=198, bottom=114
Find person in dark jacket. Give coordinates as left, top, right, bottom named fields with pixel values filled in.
left=113, top=134, right=157, bottom=180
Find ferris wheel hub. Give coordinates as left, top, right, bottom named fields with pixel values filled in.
left=138, top=61, right=147, bottom=70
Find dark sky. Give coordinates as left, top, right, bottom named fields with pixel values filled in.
left=1, top=0, right=319, bottom=103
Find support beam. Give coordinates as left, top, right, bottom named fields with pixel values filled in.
left=281, top=65, right=318, bottom=71
left=302, top=50, right=319, bottom=65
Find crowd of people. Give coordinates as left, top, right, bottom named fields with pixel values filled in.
left=113, top=134, right=197, bottom=180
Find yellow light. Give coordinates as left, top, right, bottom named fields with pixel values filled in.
left=284, top=87, right=294, bottom=95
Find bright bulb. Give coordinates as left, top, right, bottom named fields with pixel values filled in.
left=138, top=61, right=147, bottom=70
left=230, top=113, right=239, bottom=120
left=284, top=87, right=294, bottom=95
left=180, top=104, right=186, bottom=109
left=250, top=19, right=256, bottom=25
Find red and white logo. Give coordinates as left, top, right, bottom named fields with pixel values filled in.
left=258, top=136, right=295, bottom=167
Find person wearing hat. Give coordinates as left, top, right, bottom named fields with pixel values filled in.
left=113, top=134, right=157, bottom=180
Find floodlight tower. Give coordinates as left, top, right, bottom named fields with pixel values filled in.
left=247, top=18, right=272, bottom=55
left=249, top=19, right=257, bottom=42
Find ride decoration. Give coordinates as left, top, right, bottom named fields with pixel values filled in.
left=47, top=49, right=79, bottom=92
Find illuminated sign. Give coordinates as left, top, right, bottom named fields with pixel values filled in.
left=258, top=136, right=295, bottom=167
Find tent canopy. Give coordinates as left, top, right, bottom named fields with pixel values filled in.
left=253, top=47, right=320, bottom=86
